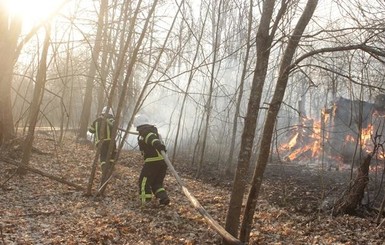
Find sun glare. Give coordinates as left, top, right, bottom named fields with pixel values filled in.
left=6, top=0, right=63, bottom=24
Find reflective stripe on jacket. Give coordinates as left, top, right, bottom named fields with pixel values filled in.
left=88, top=116, right=115, bottom=145
left=137, top=125, right=164, bottom=163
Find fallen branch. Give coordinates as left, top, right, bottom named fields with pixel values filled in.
left=0, top=168, right=18, bottom=189
left=14, top=210, right=57, bottom=217
left=378, top=218, right=385, bottom=229
left=0, top=157, right=85, bottom=191
left=161, top=151, right=243, bottom=245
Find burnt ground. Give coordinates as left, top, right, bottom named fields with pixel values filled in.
left=1, top=133, right=385, bottom=244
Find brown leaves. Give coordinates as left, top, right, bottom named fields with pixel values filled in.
left=1, top=133, right=385, bottom=244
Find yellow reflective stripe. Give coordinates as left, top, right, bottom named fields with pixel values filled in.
left=151, top=139, right=160, bottom=145
left=140, top=177, right=152, bottom=204
left=140, top=177, right=147, bottom=203
left=155, top=188, right=165, bottom=194
left=144, top=132, right=156, bottom=144
left=106, top=120, right=111, bottom=140
left=95, top=122, right=99, bottom=143
left=144, top=155, right=164, bottom=162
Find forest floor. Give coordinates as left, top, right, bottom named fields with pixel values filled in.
left=1, top=132, right=385, bottom=244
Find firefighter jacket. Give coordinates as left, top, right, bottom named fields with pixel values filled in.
left=137, top=125, right=166, bottom=163
left=88, top=115, right=115, bottom=145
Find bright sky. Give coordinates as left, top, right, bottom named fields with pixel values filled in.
left=5, top=0, right=64, bottom=25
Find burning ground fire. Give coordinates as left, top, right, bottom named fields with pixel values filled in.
left=278, top=97, right=385, bottom=168
left=279, top=118, right=323, bottom=162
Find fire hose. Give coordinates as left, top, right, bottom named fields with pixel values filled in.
left=160, top=151, right=243, bottom=245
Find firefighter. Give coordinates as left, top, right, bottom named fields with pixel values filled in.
left=134, top=114, right=170, bottom=206
left=88, top=106, right=117, bottom=188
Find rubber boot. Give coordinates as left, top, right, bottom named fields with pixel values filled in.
left=156, top=191, right=170, bottom=205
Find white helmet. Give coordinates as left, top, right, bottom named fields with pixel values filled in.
left=134, top=114, right=150, bottom=127
left=101, top=106, right=114, bottom=116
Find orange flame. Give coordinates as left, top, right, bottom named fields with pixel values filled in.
left=279, top=117, right=382, bottom=164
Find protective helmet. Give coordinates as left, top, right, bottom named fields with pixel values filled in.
left=101, top=106, right=114, bottom=116
left=134, top=114, right=150, bottom=127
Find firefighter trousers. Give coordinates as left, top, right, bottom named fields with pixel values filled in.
left=139, top=160, right=169, bottom=205
left=99, top=140, right=116, bottom=187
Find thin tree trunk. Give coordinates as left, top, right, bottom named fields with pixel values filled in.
left=98, top=0, right=160, bottom=194
left=191, top=111, right=205, bottom=167
left=87, top=0, right=143, bottom=194
left=77, top=0, right=108, bottom=140
left=96, top=17, right=110, bottom=113
left=116, top=0, right=182, bottom=155
left=225, top=0, right=279, bottom=239
left=20, top=25, right=51, bottom=173
left=58, top=31, right=74, bottom=144
left=196, top=0, right=222, bottom=178
left=239, top=1, right=318, bottom=243
left=225, top=0, right=253, bottom=175
left=376, top=183, right=385, bottom=224
left=171, top=0, right=208, bottom=164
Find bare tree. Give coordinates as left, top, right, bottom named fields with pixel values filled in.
left=0, top=4, right=22, bottom=144
left=225, top=0, right=288, bottom=238
left=171, top=0, right=207, bottom=164
left=225, top=0, right=253, bottom=175
left=196, top=0, right=223, bottom=177
left=77, top=0, right=108, bottom=140
left=239, top=0, right=318, bottom=243
left=20, top=25, right=52, bottom=172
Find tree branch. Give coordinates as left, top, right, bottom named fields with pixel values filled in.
left=1, top=157, right=85, bottom=191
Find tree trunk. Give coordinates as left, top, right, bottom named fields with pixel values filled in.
left=171, top=0, right=207, bottom=164
left=0, top=6, right=22, bottom=144
left=20, top=25, right=51, bottom=173
left=77, top=0, right=108, bottom=140
left=224, top=0, right=278, bottom=239
left=239, top=0, right=318, bottom=243
left=98, top=0, right=160, bottom=194
left=87, top=0, right=141, bottom=194
left=332, top=153, right=372, bottom=216
left=58, top=31, right=73, bottom=144
left=225, top=0, right=253, bottom=175
left=196, top=0, right=222, bottom=178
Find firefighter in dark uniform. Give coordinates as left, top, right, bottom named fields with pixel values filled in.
left=88, top=106, right=117, bottom=188
left=134, top=114, right=170, bottom=206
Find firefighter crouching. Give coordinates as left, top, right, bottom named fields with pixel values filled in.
left=88, top=106, right=117, bottom=188
left=134, top=114, right=170, bottom=206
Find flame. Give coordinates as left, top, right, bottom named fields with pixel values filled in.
left=281, top=117, right=323, bottom=162
left=345, top=134, right=355, bottom=142
left=281, top=132, right=299, bottom=150
left=279, top=115, right=383, bottom=165
left=360, top=124, right=373, bottom=147
left=286, top=144, right=312, bottom=161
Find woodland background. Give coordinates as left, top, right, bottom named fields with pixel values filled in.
left=1, top=0, right=385, bottom=244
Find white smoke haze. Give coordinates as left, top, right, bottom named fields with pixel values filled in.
left=9, top=0, right=385, bottom=168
